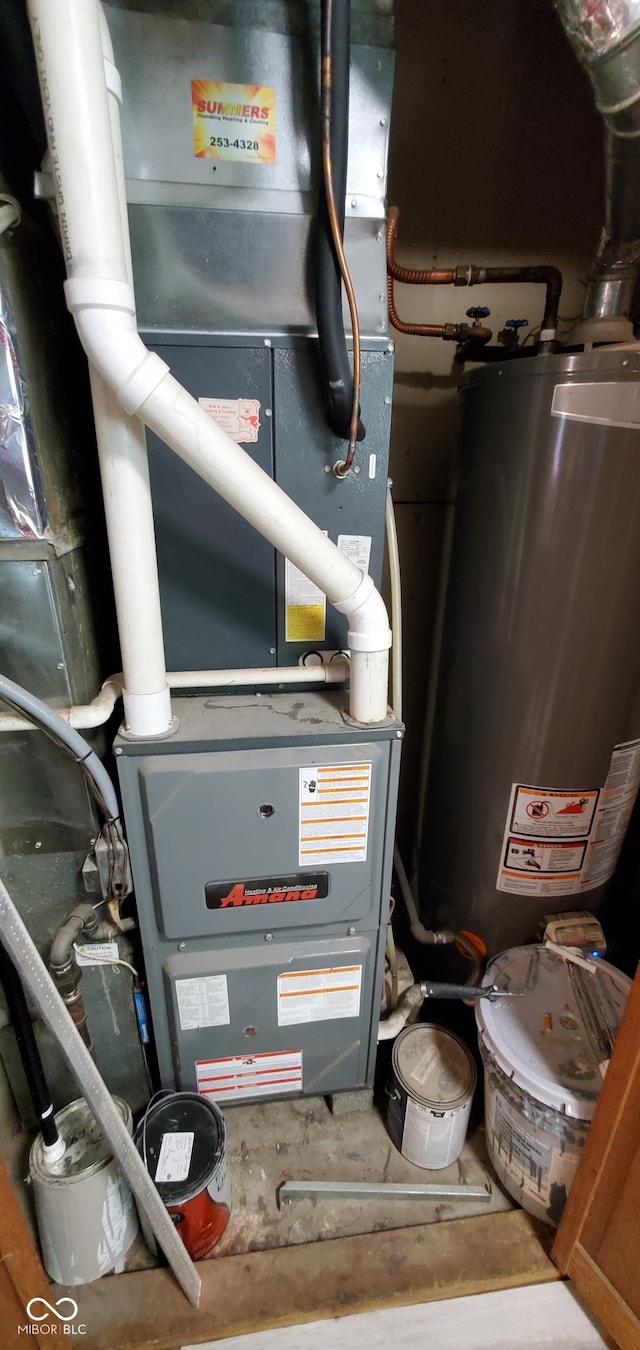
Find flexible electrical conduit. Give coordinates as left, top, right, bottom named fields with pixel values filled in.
left=27, top=0, right=391, bottom=731
left=0, top=672, right=120, bottom=819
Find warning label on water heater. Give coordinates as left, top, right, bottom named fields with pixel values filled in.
left=497, top=741, right=640, bottom=896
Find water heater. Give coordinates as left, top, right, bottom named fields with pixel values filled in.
left=419, top=346, right=640, bottom=954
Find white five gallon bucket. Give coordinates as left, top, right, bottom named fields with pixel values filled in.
left=476, top=944, right=630, bottom=1226
left=387, top=1023, right=477, bottom=1169
left=29, top=1096, right=139, bottom=1284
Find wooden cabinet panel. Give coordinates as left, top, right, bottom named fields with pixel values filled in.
left=553, top=961, right=640, bottom=1350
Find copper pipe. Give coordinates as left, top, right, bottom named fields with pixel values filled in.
left=387, top=270, right=491, bottom=342
left=387, top=208, right=563, bottom=336
left=387, top=210, right=459, bottom=285
left=471, top=265, right=562, bottom=334
left=321, top=0, right=361, bottom=478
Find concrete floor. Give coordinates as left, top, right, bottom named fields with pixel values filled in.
left=213, top=1094, right=512, bottom=1255
left=117, top=1091, right=512, bottom=1269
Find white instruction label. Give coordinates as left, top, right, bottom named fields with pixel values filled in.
left=176, top=975, right=230, bottom=1030
left=285, top=543, right=327, bottom=642
left=299, top=762, right=372, bottom=864
left=401, top=1099, right=461, bottom=1170
left=337, top=533, right=372, bottom=573
left=75, top=942, right=120, bottom=967
left=155, top=1131, right=194, bottom=1184
left=196, top=1050, right=302, bottom=1103
left=277, top=965, right=362, bottom=1026
left=497, top=743, right=640, bottom=896
left=198, top=396, right=260, bottom=444
left=581, top=738, right=640, bottom=889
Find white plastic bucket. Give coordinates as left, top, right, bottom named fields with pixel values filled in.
left=476, top=945, right=630, bottom=1226
left=387, top=1023, right=476, bottom=1169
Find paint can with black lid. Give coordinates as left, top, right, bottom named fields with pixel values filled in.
left=134, top=1091, right=231, bottom=1259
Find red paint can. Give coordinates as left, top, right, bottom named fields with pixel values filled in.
left=134, top=1092, right=230, bottom=1260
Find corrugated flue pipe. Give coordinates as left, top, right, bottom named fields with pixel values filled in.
left=556, top=0, right=640, bottom=340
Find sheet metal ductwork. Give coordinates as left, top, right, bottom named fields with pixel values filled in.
left=557, top=0, right=640, bottom=336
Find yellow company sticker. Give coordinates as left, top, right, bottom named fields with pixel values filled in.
left=191, top=80, right=276, bottom=163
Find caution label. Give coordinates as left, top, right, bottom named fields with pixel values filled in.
left=196, top=1050, right=302, bottom=1103
left=510, top=785, right=599, bottom=839
left=285, top=552, right=327, bottom=642
left=191, top=81, right=276, bottom=163
left=198, top=397, right=260, bottom=444
left=502, top=837, right=587, bottom=878
left=497, top=744, right=640, bottom=896
left=277, top=966, right=362, bottom=1026
left=299, top=763, right=372, bottom=864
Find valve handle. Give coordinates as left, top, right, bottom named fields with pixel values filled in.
left=466, top=305, right=491, bottom=321
left=505, top=318, right=529, bottom=330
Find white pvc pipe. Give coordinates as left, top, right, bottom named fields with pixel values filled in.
left=27, top=0, right=392, bottom=727
left=89, top=375, right=172, bottom=737
left=385, top=484, right=403, bottom=721
left=0, top=663, right=351, bottom=731
left=168, top=662, right=349, bottom=690
left=377, top=983, right=423, bottom=1041
left=89, top=10, right=170, bottom=738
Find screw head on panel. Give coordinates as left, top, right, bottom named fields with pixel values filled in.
left=115, top=747, right=122, bottom=755
left=264, top=338, right=272, bottom=347
left=265, top=932, right=273, bottom=942
left=178, top=942, right=186, bottom=951
left=348, top=926, right=356, bottom=936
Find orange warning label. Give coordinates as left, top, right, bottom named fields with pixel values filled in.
left=299, top=764, right=372, bottom=865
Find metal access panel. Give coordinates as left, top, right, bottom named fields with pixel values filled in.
left=144, top=341, right=276, bottom=671
left=116, top=691, right=402, bottom=1103
left=143, top=335, right=393, bottom=670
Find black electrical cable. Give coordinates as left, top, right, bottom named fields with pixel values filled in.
left=0, top=941, right=60, bottom=1150
left=316, top=0, right=365, bottom=446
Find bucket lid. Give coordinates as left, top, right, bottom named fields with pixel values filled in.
left=134, top=1091, right=225, bottom=1204
left=392, top=1023, right=476, bottom=1110
left=30, top=1096, right=131, bottom=1182
left=476, top=945, right=631, bottom=1119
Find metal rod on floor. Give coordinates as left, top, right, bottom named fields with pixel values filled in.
left=279, top=1180, right=492, bottom=1205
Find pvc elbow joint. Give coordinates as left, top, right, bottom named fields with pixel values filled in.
left=64, top=278, right=168, bottom=414
left=334, top=572, right=392, bottom=654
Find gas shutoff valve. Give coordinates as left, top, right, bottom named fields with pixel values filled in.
left=498, top=318, right=528, bottom=347
left=466, top=306, right=491, bottom=327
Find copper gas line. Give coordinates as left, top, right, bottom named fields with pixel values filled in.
left=321, top=0, right=361, bottom=477
left=387, top=207, right=563, bottom=338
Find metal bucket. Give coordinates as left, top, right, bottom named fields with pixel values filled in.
left=29, top=1096, right=139, bottom=1285
left=387, top=1024, right=476, bottom=1170
left=134, top=1091, right=230, bottom=1260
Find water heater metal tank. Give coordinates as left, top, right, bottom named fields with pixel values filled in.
left=419, top=347, right=640, bottom=954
